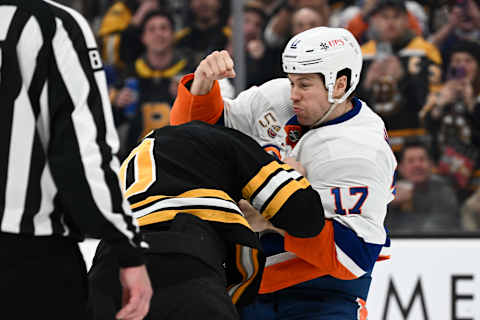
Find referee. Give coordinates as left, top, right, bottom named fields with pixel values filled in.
left=0, top=1, right=152, bottom=319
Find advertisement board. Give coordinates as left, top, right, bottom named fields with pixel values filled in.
left=80, top=239, right=480, bottom=319
left=367, top=239, right=480, bottom=320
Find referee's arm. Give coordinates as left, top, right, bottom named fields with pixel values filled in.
left=47, top=3, right=145, bottom=267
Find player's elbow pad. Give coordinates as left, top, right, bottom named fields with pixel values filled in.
left=270, top=189, right=325, bottom=238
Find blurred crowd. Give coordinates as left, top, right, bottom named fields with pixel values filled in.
left=61, top=0, right=480, bottom=235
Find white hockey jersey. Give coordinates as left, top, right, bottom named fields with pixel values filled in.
left=221, top=80, right=396, bottom=244
left=291, top=99, right=397, bottom=245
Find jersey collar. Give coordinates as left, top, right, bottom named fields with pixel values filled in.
left=314, top=97, right=362, bottom=128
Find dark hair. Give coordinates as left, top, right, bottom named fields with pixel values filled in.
left=448, top=39, right=480, bottom=93
left=317, top=68, right=355, bottom=100
left=244, top=1, right=267, bottom=26
left=398, top=140, right=431, bottom=163
left=140, top=9, right=175, bottom=34
left=369, top=0, right=407, bottom=17
left=185, top=0, right=230, bottom=27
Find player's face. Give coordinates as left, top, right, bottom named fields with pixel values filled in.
left=399, top=147, right=432, bottom=184
left=288, top=73, right=330, bottom=126
left=142, top=16, right=174, bottom=53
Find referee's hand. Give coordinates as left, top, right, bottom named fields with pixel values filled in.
left=116, top=265, right=153, bottom=320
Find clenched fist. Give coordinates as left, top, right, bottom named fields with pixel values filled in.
left=191, top=50, right=236, bottom=95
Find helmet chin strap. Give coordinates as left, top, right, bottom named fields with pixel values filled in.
left=310, top=83, right=355, bottom=128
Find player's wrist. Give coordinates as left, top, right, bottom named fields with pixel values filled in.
left=191, top=73, right=215, bottom=95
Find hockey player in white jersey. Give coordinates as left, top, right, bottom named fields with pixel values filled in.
left=170, top=27, right=397, bottom=319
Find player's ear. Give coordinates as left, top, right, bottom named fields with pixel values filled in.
left=333, top=75, right=348, bottom=98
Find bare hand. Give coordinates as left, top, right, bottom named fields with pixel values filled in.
left=284, top=157, right=306, bottom=176
left=115, top=88, right=137, bottom=109
left=364, top=60, right=385, bottom=89
left=383, top=56, right=405, bottom=82
left=361, top=0, right=379, bottom=17
left=191, top=50, right=235, bottom=95
left=459, top=80, right=475, bottom=111
left=194, top=50, right=235, bottom=81
left=239, top=200, right=273, bottom=232
left=392, top=181, right=413, bottom=206
left=116, top=265, right=153, bottom=320
left=436, top=80, right=459, bottom=107
left=131, top=0, right=159, bottom=26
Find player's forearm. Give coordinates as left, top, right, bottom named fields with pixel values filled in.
left=170, top=74, right=224, bottom=125
left=190, top=74, right=215, bottom=95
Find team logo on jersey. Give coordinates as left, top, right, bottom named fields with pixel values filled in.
left=284, top=125, right=302, bottom=147
left=258, top=112, right=278, bottom=128
left=267, top=125, right=281, bottom=138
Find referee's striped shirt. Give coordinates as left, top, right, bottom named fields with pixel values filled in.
left=0, top=0, right=145, bottom=264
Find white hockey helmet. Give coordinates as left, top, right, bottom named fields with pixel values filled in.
left=282, top=27, right=363, bottom=104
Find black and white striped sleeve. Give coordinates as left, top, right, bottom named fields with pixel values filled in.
left=45, top=1, right=145, bottom=265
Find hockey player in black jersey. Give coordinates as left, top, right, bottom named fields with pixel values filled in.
left=88, top=121, right=325, bottom=319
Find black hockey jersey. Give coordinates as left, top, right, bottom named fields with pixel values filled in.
left=118, top=121, right=325, bottom=305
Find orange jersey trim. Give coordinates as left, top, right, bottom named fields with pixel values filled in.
left=170, top=74, right=224, bottom=125
left=259, top=220, right=357, bottom=294
left=357, top=298, right=368, bottom=320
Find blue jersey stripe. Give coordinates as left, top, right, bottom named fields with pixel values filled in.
left=333, top=220, right=383, bottom=272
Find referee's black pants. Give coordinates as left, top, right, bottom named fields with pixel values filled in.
left=0, top=233, right=88, bottom=319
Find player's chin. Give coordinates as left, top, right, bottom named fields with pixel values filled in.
left=296, top=115, right=313, bottom=127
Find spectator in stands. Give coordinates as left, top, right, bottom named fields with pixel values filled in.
left=386, top=141, right=460, bottom=234
left=461, top=188, right=480, bottom=230
left=346, top=0, right=423, bottom=44
left=111, top=9, right=194, bottom=157
left=430, top=0, right=480, bottom=63
left=97, top=0, right=168, bottom=68
left=291, top=6, right=325, bottom=35
left=175, top=0, right=231, bottom=66
left=263, top=0, right=329, bottom=49
left=357, top=0, right=442, bottom=154
left=420, top=40, right=480, bottom=200
left=225, top=1, right=282, bottom=87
